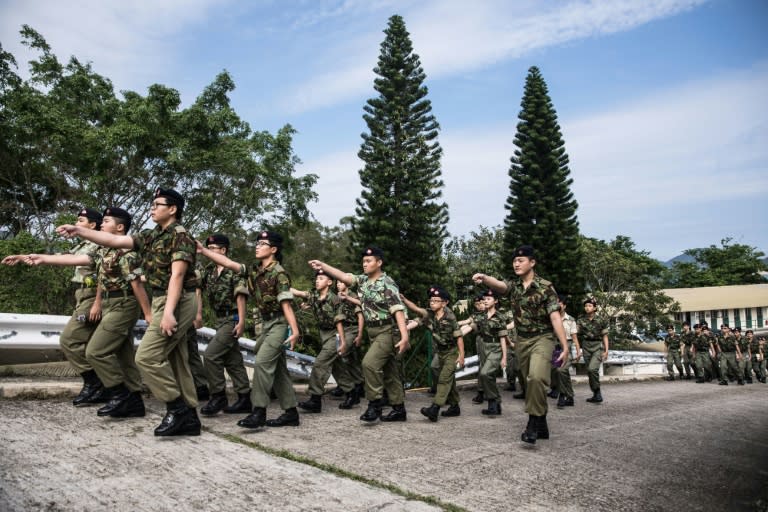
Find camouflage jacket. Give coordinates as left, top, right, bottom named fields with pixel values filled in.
left=718, top=334, right=738, bottom=352
left=735, top=336, right=749, bottom=353
left=306, top=289, right=345, bottom=330
left=66, top=240, right=100, bottom=286
left=89, top=247, right=142, bottom=292
left=338, top=290, right=363, bottom=327
left=748, top=337, right=761, bottom=358
left=680, top=330, right=696, bottom=347
left=693, top=333, right=712, bottom=352
left=470, top=309, right=509, bottom=345
left=421, top=308, right=461, bottom=350
left=202, top=263, right=246, bottom=315
left=349, top=272, right=405, bottom=322
left=235, top=260, right=293, bottom=317
left=132, top=222, right=197, bottom=291
left=665, top=333, right=682, bottom=352
left=577, top=315, right=609, bottom=342
left=504, top=274, right=559, bottom=336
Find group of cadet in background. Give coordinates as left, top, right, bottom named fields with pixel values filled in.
left=664, top=321, right=766, bottom=385
left=3, top=188, right=762, bottom=445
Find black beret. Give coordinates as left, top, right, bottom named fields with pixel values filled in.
left=315, top=268, right=332, bottom=278
left=256, top=230, right=283, bottom=248
left=473, top=294, right=484, bottom=302
left=103, top=207, right=132, bottom=232
left=428, top=286, right=450, bottom=301
left=361, top=246, right=384, bottom=259
left=206, top=233, right=230, bottom=247
left=584, top=297, right=598, bottom=306
left=154, top=188, right=185, bottom=209
left=732, top=326, right=740, bottom=332
left=693, top=323, right=700, bottom=329
left=78, top=207, right=103, bottom=224
left=513, top=245, right=535, bottom=258
left=480, top=289, right=496, bottom=299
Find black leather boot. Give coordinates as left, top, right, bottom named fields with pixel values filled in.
left=330, top=386, right=345, bottom=398
left=521, top=415, right=538, bottom=444
left=237, top=407, right=267, bottom=429
left=298, top=394, right=322, bottom=413
left=339, top=388, right=360, bottom=409
left=557, top=395, right=574, bottom=408
left=547, top=388, right=559, bottom=399
left=586, top=389, right=603, bottom=403
left=200, top=391, right=228, bottom=416
left=108, top=391, right=145, bottom=418
left=536, top=414, right=550, bottom=439
left=196, top=385, right=210, bottom=401
left=266, top=407, right=300, bottom=427
left=420, top=403, right=440, bottom=422
left=154, top=397, right=196, bottom=436
left=440, top=404, right=461, bottom=417
left=223, top=392, right=252, bottom=414
left=481, top=399, right=501, bottom=416
left=471, top=391, right=484, bottom=404
left=381, top=403, right=407, bottom=422
left=73, top=370, right=107, bottom=407
left=97, top=384, right=130, bottom=417
left=360, top=399, right=383, bottom=422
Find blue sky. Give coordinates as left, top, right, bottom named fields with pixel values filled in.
left=1, top=0, right=766, bottom=261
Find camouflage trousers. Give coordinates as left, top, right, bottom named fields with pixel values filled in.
left=135, top=291, right=198, bottom=406
left=516, top=334, right=556, bottom=417
left=85, top=295, right=142, bottom=391
left=682, top=347, right=696, bottom=377
left=204, top=318, right=249, bottom=395
left=250, top=316, right=297, bottom=410
left=694, top=351, right=713, bottom=379
left=362, top=324, right=404, bottom=405
left=719, top=352, right=741, bottom=384
left=60, top=287, right=100, bottom=374
left=666, top=350, right=683, bottom=377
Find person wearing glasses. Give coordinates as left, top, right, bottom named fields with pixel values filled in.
left=197, top=230, right=301, bottom=429
left=196, top=233, right=251, bottom=416
left=57, top=188, right=202, bottom=437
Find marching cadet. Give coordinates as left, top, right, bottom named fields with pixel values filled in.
left=334, top=280, right=366, bottom=408
left=680, top=321, right=697, bottom=380
left=554, top=295, right=580, bottom=408
left=664, top=325, right=684, bottom=381
left=715, top=325, right=744, bottom=386
left=57, top=189, right=202, bottom=436
left=292, top=268, right=354, bottom=414
left=733, top=327, right=750, bottom=383
left=458, top=294, right=487, bottom=404
left=577, top=297, right=609, bottom=403
left=402, top=286, right=465, bottom=422
left=473, top=245, right=569, bottom=445
left=308, top=246, right=410, bottom=423
left=459, top=290, right=507, bottom=416
left=758, top=336, right=767, bottom=383
left=746, top=330, right=765, bottom=383
left=692, top=323, right=714, bottom=383
left=198, top=230, right=301, bottom=428
left=3, top=207, right=105, bottom=406
left=197, top=234, right=252, bottom=416
left=27, top=207, right=150, bottom=417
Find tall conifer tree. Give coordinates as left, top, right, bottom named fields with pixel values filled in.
left=503, top=66, right=583, bottom=297
left=351, top=15, right=448, bottom=297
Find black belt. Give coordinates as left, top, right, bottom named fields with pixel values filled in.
left=102, top=289, right=134, bottom=299
left=366, top=318, right=393, bottom=327
left=260, top=310, right=282, bottom=321
left=517, top=331, right=546, bottom=338
left=151, top=287, right=196, bottom=297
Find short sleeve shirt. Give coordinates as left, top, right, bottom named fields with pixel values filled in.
left=470, top=309, right=509, bottom=344
left=201, top=263, right=246, bottom=313
left=307, top=289, right=344, bottom=329
left=348, top=272, right=405, bottom=322
left=236, top=260, right=293, bottom=317
left=504, top=274, right=559, bottom=335
left=90, top=247, right=142, bottom=292
left=132, top=222, right=197, bottom=290
left=577, top=315, right=609, bottom=342
left=65, top=240, right=100, bottom=286
left=422, top=308, right=461, bottom=349
left=339, top=290, right=363, bottom=326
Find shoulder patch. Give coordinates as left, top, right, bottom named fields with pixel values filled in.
left=174, top=225, right=187, bottom=234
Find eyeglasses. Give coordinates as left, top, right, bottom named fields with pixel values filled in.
left=255, top=241, right=272, bottom=247
left=207, top=245, right=224, bottom=250
left=150, top=202, right=171, bottom=209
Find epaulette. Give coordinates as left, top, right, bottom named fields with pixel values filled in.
left=173, top=225, right=187, bottom=234
left=537, top=276, right=553, bottom=287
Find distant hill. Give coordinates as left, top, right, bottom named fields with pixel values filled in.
left=662, top=253, right=696, bottom=268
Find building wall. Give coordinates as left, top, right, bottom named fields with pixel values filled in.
left=674, top=306, right=768, bottom=330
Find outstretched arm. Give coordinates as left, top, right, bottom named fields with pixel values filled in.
left=196, top=242, right=242, bottom=273
left=56, top=225, right=133, bottom=249
left=471, top=273, right=509, bottom=294
left=400, top=294, right=428, bottom=319
left=24, top=253, right=91, bottom=266
left=307, top=260, right=353, bottom=286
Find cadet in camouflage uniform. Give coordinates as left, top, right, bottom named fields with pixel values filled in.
left=680, top=321, right=697, bottom=379
left=473, top=245, right=569, bottom=445
left=459, top=290, right=508, bottom=416
left=746, top=330, right=765, bottom=383
left=458, top=295, right=487, bottom=404
left=733, top=328, right=750, bottom=383
left=198, top=230, right=301, bottom=429
left=577, top=297, right=609, bottom=403
left=403, top=286, right=465, bottom=422
left=4, top=208, right=105, bottom=406
left=334, top=280, right=366, bottom=406
left=664, top=325, right=684, bottom=381
left=58, top=189, right=202, bottom=436
left=293, top=268, right=355, bottom=414
left=197, top=234, right=251, bottom=416
left=758, top=336, right=767, bottom=383
left=692, top=323, right=714, bottom=383
left=715, top=325, right=744, bottom=386
left=309, top=246, right=410, bottom=423
left=554, top=295, right=580, bottom=408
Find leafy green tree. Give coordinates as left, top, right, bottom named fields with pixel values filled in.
left=581, top=236, right=679, bottom=347
left=443, top=225, right=506, bottom=301
left=502, top=66, right=582, bottom=297
left=350, top=15, right=448, bottom=298
left=666, top=238, right=766, bottom=287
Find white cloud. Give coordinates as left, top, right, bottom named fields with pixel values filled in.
left=303, top=63, right=768, bottom=257
left=281, top=0, right=707, bottom=113
left=0, top=0, right=228, bottom=94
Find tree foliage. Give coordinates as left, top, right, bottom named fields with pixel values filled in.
left=0, top=26, right=317, bottom=241
left=443, top=225, right=506, bottom=302
left=502, top=66, right=582, bottom=297
left=666, top=238, right=766, bottom=287
left=581, top=235, right=678, bottom=347
left=350, top=15, right=448, bottom=298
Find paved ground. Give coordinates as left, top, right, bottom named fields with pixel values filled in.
left=1, top=376, right=767, bottom=512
